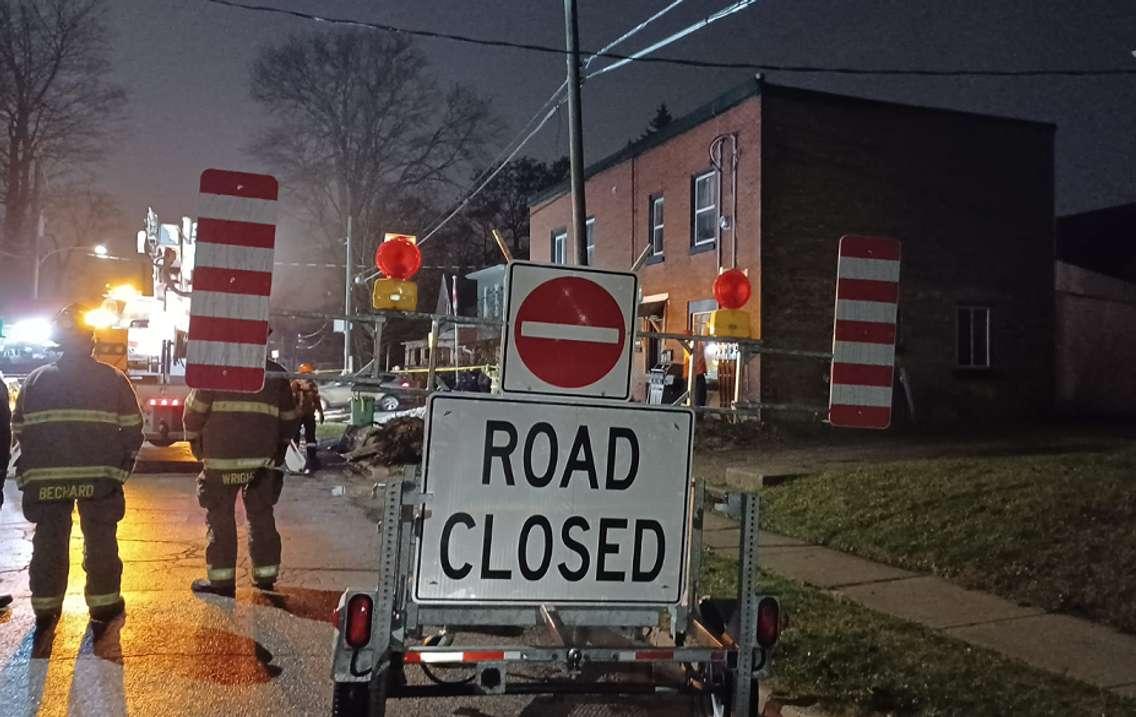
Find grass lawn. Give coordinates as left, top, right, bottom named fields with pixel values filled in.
left=751, top=446, right=1136, bottom=635
left=701, top=552, right=1136, bottom=716
left=316, top=420, right=348, bottom=441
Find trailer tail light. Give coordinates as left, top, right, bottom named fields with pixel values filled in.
left=160, top=399, right=169, bottom=406
left=148, top=399, right=157, bottom=406
left=344, top=594, right=374, bottom=648
left=755, top=597, right=780, bottom=648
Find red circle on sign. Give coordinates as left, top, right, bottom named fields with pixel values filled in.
left=513, top=277, right=626, bottom=388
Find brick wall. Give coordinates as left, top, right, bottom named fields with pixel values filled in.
left=530, top=94, right=763, bottom=400
left=759, top=86, right=1056, bottom=423
left=1055, top=262, right=1136, bottom=416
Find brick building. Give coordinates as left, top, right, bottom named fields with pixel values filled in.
left=529, top=79, right=1056, bottom=424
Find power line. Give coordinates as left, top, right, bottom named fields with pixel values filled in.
left=417, top=0, right=693, bottom=246
left=203, top=0, right=1136, bottom=77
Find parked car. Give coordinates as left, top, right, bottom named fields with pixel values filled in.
left=318, top=373, right=411, bottom=413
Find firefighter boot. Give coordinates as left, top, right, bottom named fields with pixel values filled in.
left=90, top=599, right=126, bottom=623
left=191, top=578, right=236, bottom=598
left=306, top=444, right=321, bottom=472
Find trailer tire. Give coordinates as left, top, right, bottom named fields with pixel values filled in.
left=149, top=439, right=175, bottom=448
left=332, top=682, right=370, bottom=717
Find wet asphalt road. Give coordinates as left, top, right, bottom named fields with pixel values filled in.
left=1, top=445, right=704, bottom=716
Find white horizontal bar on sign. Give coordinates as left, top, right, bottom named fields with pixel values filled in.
left=520, top=321, right=621, bottom=344
left=830, top=383, right=894, bottom=407
left=191, top=291, right=271, bottom=321
left=832, top=341, right=896, bottom=366
left=835, top=299, right=898, bottom=324
left=198, top=192, right=277, bottom=225
left=194, top=243, right=275, bottom=274
left=187, top=340, right=267, bottom=369
left=838, top=256, right=901, bottom=282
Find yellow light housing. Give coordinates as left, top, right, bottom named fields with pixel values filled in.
left=708, top=308, right=751, bottom=339
left=372, top=278, right=418, bottom=311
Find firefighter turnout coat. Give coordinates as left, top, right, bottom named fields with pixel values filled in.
left=12, top=352, right=144, bottom=497
left=183, top=360, right=301, bottom=475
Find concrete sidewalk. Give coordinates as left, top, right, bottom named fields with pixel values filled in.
left=703, top=510, right=1136, bottom=697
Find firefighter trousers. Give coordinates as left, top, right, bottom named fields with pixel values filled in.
left=196, top=468, right=284, bottom=585
left=21, top=483, right=125, bottom=616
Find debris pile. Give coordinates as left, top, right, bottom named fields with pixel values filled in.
left=343, top=416, right=424, bottom=477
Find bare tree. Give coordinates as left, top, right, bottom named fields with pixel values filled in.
left=249, top=30, right=501, bottom=255
left=41, top=182, right=131, bottom=297
left=0, top=0, right=126, bottom=299
left=466, top=156, right=569, bottom=260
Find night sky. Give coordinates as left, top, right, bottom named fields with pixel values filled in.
left=104, top=0, right=1136, bottom=244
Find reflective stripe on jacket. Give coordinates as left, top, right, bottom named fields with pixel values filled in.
left=12, top=353, right=144, bottom=488
left=183, top=360, right=300, bottom=472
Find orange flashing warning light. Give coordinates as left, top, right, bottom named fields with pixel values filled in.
left=373, top=233, right=421, bottom=310
left=709, top=268, right=752, bottom=338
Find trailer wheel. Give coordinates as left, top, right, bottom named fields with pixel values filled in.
left=149, top=439, right=175, bottom=448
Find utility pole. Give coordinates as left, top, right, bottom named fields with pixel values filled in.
left=564, top=0, right=588, bottom=265
left=343, top=216, right=354, bottom=374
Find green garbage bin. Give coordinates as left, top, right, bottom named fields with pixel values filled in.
left=350, top=395, right=375, bottom=427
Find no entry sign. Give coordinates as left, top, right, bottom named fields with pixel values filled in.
left=501, top=262, right=638, bottom=400
left=186, top=169, right=278, bottom=392
left=414, top=393, right=694, bottom=605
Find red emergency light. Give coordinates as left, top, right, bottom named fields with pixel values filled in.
left=713, top=268, right=751, bottom=310
left=376, top=236, right=422, bottom=281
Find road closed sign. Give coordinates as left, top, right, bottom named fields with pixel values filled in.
left=501, top=262, right=638, bottom=400
left=414, top=393, right=694, bottom=606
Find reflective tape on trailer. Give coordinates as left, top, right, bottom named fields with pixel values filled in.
left=402, top=647, right=732, bottom=665
left=828, top=235, right=901, bottom=430
left=186, top=169, right=279, bottom=393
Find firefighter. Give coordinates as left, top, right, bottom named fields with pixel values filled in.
left=11, top=304, right=143, bottom=625
left=291, top=362, right=324, bottom=472
left=1, top=372, right=12, bottom=611
left=184, top=357, right=300, bottom=596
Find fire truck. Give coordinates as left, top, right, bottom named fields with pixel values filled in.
left=88, top=210, right=196, bottom=446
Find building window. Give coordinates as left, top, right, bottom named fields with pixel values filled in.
left=692, top=170, right=718, bottom=247
left=585, top=217, right=596, bottom=266
left=957, top=306, right=991, bottom=368
left=551, top=228, right=567, bottom=264
left=688, top=299, right=719, bottom=381
left=650, top=196, right=664, bottom=256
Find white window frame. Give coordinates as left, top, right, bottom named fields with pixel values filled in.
left=585, top=217, right=596, bottom=266
left=552, top=229, right=567, bottom=265
left=692, top=170, right=718, bottom=247
left=650, top=196, right=665, bottom=256
left=957, top=306, right=991, bottom=368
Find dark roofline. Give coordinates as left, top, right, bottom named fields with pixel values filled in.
left=1057, top=201, right=1136, bottom=222
left=529, top=77, right=762, bottom=206
left=529, top=76, right=1056, bottom=208
left=762, top=82, right=1057, bottom=131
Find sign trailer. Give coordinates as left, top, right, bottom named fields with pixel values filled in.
left=329, top=260, right=784, bottom=717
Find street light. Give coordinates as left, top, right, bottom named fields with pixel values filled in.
left=33, top=243, right=116, bottom=300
